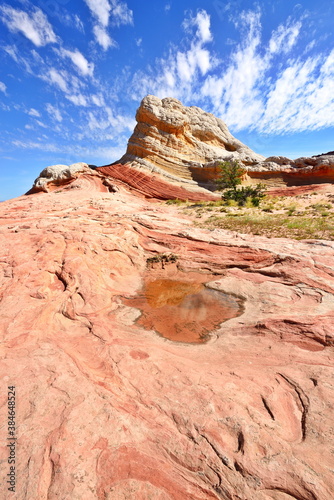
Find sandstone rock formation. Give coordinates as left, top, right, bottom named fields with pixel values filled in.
left=28, top=162, right=93, bottom=193
left=29, top=96, right=334, bottom=199
left=1, top=170, right=334, bottom=499
left=248, top=152, right=334, bottom=187
left=117, top=94, right=264, bottom=191
left=112, top=95, right=334, bottom=190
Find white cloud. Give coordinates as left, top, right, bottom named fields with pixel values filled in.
left=12, top=140, right=61, bottom=152
left=0, top=81, right=7, bottom=94
left=48, top=69, right=68, bottom=93
left=93, top=24, right=116, bottom=50
left=136, top=38, right=142, bottom=47
left=74, top=15, right=85, bottom=32
left=46, top=103, right=63, bottom=122
left=259, top=55, right=334, bottom=133
left=91, top=94, right=105, bottom=107
left=66, top=94, right=88, bottom=106
left=199, top=9, right=334, bottom=134
left=165, top=4, right=171, bottom=12
left=10, top=138, right=127, bottom=163
left=84, top=0, right=132, bottom=49
left=131, top=9, right=215, bottom=100
left=44, top=67, right=89, bottom=108
left=130, top=6, right=334, bottom=135
left=3, top=45, right=19, bottom=63
left=269, top=18, right=302, bottom=55
left=58, top=48, right=94, bottom=77
left=84, top=0, right=111, bottom=26
left=87, top=107, right=135, bottom=132
left=36, top=120, right=47, bottom=128
left=0, top=5, right=57, bottom=47
left=183, top=10, right=212, bottom=44
left=201, top=9, right=265, bottom=130
left=28, top=108, right=40, bottom=117
left=110, top=0, right=133, bottom=27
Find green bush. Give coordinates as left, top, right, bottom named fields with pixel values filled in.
left=223, top=185, right=266, bottom=207
left=215, top=160, right=265, bottom=207
left=215, top=160, right=246, bottom=191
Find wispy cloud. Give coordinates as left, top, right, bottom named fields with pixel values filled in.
left=131, top=9, right=216, bottom=99
left=259, top=52, right=334, bottom=133
left=111, top=0, right=133, bottom=27
left=269, top=17, right=302, bottom=55
left=66, top=94, right=88, bottom=106
left=12, top=140, right=61, bottom=152
left=85, top=0, right=111, bottom=26
left=84, top=0, right=133, bottom=49
left=0, top=81, right=7, bottom=94
left=87, top=107, right=135, bottom=134
left=201, top=9, right=265, bottom=129
left=35, top=120, right=48, bottom=128
left=183, top=9, right=212, bottom=43
left=27, top=108, right=40, bottom=117
left=200, top=9, right=334, bottom=133
left=92, top=24, right=116, bottom=50
left=57, top=48, right=94, bottom=77
left=131, top=7, right=334, bottom=135
left=46, top=103, right=63, bottom=122
left=0, top=5, right=57, bottom=47
left=10, top=138, right=128, bottom=163
left=48, top=68, right=68, bottom=93
left=46, top=68, right=89, bottom=106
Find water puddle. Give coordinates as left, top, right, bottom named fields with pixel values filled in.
left=124, top=279, right=243, bottom=343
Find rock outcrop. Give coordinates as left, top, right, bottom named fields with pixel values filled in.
left=117, top=94, right=264, bottom=191
left=28, top=96, right=334, bottom=199
left=1, top=171, right=334, bottom=499
left=248, top=153, right=334, bottom=187
left=114, top=95, right=334, bottom=190
left=28, top=162, right=93, bottom=193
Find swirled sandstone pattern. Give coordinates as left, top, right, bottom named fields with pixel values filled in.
left=1, top=171, right=334, bottom=499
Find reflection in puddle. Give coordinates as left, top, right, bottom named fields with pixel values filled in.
left=124, top=279, right=243, bottom=343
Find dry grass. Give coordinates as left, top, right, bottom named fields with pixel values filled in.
left=199, top=214, right=334, bottom=240
left=165, top=190, right=334, bottom=240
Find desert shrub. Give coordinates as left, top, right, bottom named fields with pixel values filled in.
left=215, top=160, right=265, bottom=206
left=223, top=185, right=266, bottom=207
left=215, top=160, right=246, bottom=191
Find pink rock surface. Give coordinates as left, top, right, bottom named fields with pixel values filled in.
left=0, top=172, right=334, bottom=499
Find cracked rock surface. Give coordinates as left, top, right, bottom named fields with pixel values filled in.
left=1, top=172, right=334, bottom=499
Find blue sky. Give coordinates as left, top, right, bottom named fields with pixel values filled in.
left=0, top=0, right=333, bottom=200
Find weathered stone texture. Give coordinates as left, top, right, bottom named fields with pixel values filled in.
left=1, top=172, right=334, bottom=499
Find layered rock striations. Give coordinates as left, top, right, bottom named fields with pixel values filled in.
left=114, top=95, right=334, bottom=190
left=1, top=168, right=334, bottom=499
left=29, top=96, right=334, bottom=199
left=115, top=95, right=264, bottom=192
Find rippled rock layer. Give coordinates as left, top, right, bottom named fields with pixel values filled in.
left=1, top=170, right=334, bottom=499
